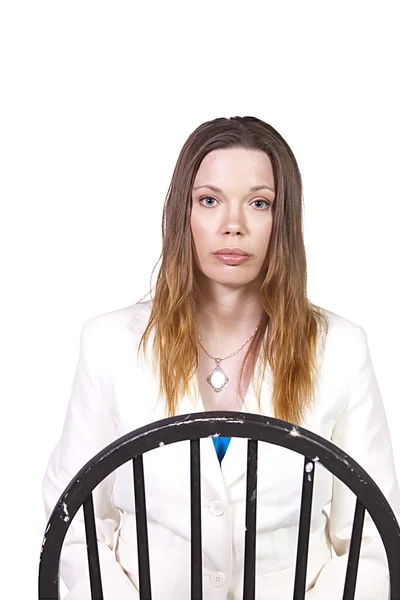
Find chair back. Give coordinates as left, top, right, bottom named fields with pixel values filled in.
left=39, top=411, right=400, bottom=599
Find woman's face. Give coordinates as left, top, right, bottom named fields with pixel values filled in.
left=190, top=147, right=275, bottom=290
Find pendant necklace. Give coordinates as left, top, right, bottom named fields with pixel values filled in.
left=198, top=326, right=259, bottom=392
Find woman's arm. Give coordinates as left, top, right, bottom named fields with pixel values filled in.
left=42, top=319, right=140, bottom=600
left=307, top=324, right=400, bottom=599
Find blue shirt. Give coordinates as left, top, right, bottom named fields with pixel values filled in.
left=212, top=436, right=231, bottom=463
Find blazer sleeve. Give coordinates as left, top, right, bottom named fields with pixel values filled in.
left=42, top=319, right=140, bottom=600
left=307, top=324, right=400, bottom=600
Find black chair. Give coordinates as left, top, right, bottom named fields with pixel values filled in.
left=39, top=411, right=400, bottom=600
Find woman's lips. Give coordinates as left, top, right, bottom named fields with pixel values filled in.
left=213, top=254, right=250, bottom=265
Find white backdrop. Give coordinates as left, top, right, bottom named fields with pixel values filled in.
left=1, top=1, right=399, bottom=598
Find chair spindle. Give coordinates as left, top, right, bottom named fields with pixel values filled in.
left=292, top=457, right=316, bottom=599
left=83, top=493, right=104, bottom=600
left=133, top=455, right=152, bottom=600
left=342, top=498, right=365, bottom=599
left=242, top=439, right=258, bottom=600
left=190, top=438, right=203, bottom=600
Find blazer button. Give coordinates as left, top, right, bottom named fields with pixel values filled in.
left=209, top=501, right=225, bottom=516
left=211, top=572, right=226, bottom=587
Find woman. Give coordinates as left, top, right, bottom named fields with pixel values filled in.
left=42, top=116, right=400, bottom=599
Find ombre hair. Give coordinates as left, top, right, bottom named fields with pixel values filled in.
left=137, top=116, right=329, bottom=426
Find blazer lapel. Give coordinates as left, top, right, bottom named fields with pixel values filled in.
left=220, top=364, right=275, bottom=488
left=175, top=388, right=229, bottom=500
left=175, top=361, right=276, bottom=492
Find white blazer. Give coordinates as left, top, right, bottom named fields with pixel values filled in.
left=42, top=300, right=400, bottom=599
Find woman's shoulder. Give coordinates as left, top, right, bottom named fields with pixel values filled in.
left=84, top=299, right=153, bottom=338
left=315, top=306, right=369, bottom=370
left=318, top=305, right=364, bottom=337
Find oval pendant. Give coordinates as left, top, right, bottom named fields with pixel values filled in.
left=207, top=364, right=229, bottom=392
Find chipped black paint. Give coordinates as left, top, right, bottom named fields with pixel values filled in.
left=39, top=411, right=400, bottom=599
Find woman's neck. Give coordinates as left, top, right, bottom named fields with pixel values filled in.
left=195, top=300, right=263, bottom=356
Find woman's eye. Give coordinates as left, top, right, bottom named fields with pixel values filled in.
left=252, top=200, right=270, bottom=209
left=199, top=196, right=217, bottom=207
left=198, top=196, right=271, bottom=209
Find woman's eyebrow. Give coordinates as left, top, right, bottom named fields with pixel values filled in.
left=193, top=183, right=275, bottom=193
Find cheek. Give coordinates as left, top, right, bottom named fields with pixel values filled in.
left=254, top=224, right=273, bottom=258
left=190, top=213, right=208, bottom=247
left=189, top=212, right=197, bottom=239
left=255, top=218, right=273, bottom=240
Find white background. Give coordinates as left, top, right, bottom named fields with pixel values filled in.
left=1, top=1, right=399, bottom=598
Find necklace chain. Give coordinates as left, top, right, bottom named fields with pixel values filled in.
left=198, top=325, right=259, bottom=363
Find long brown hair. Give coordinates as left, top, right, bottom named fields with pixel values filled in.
left=137, top=116, right=329, bottom=425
